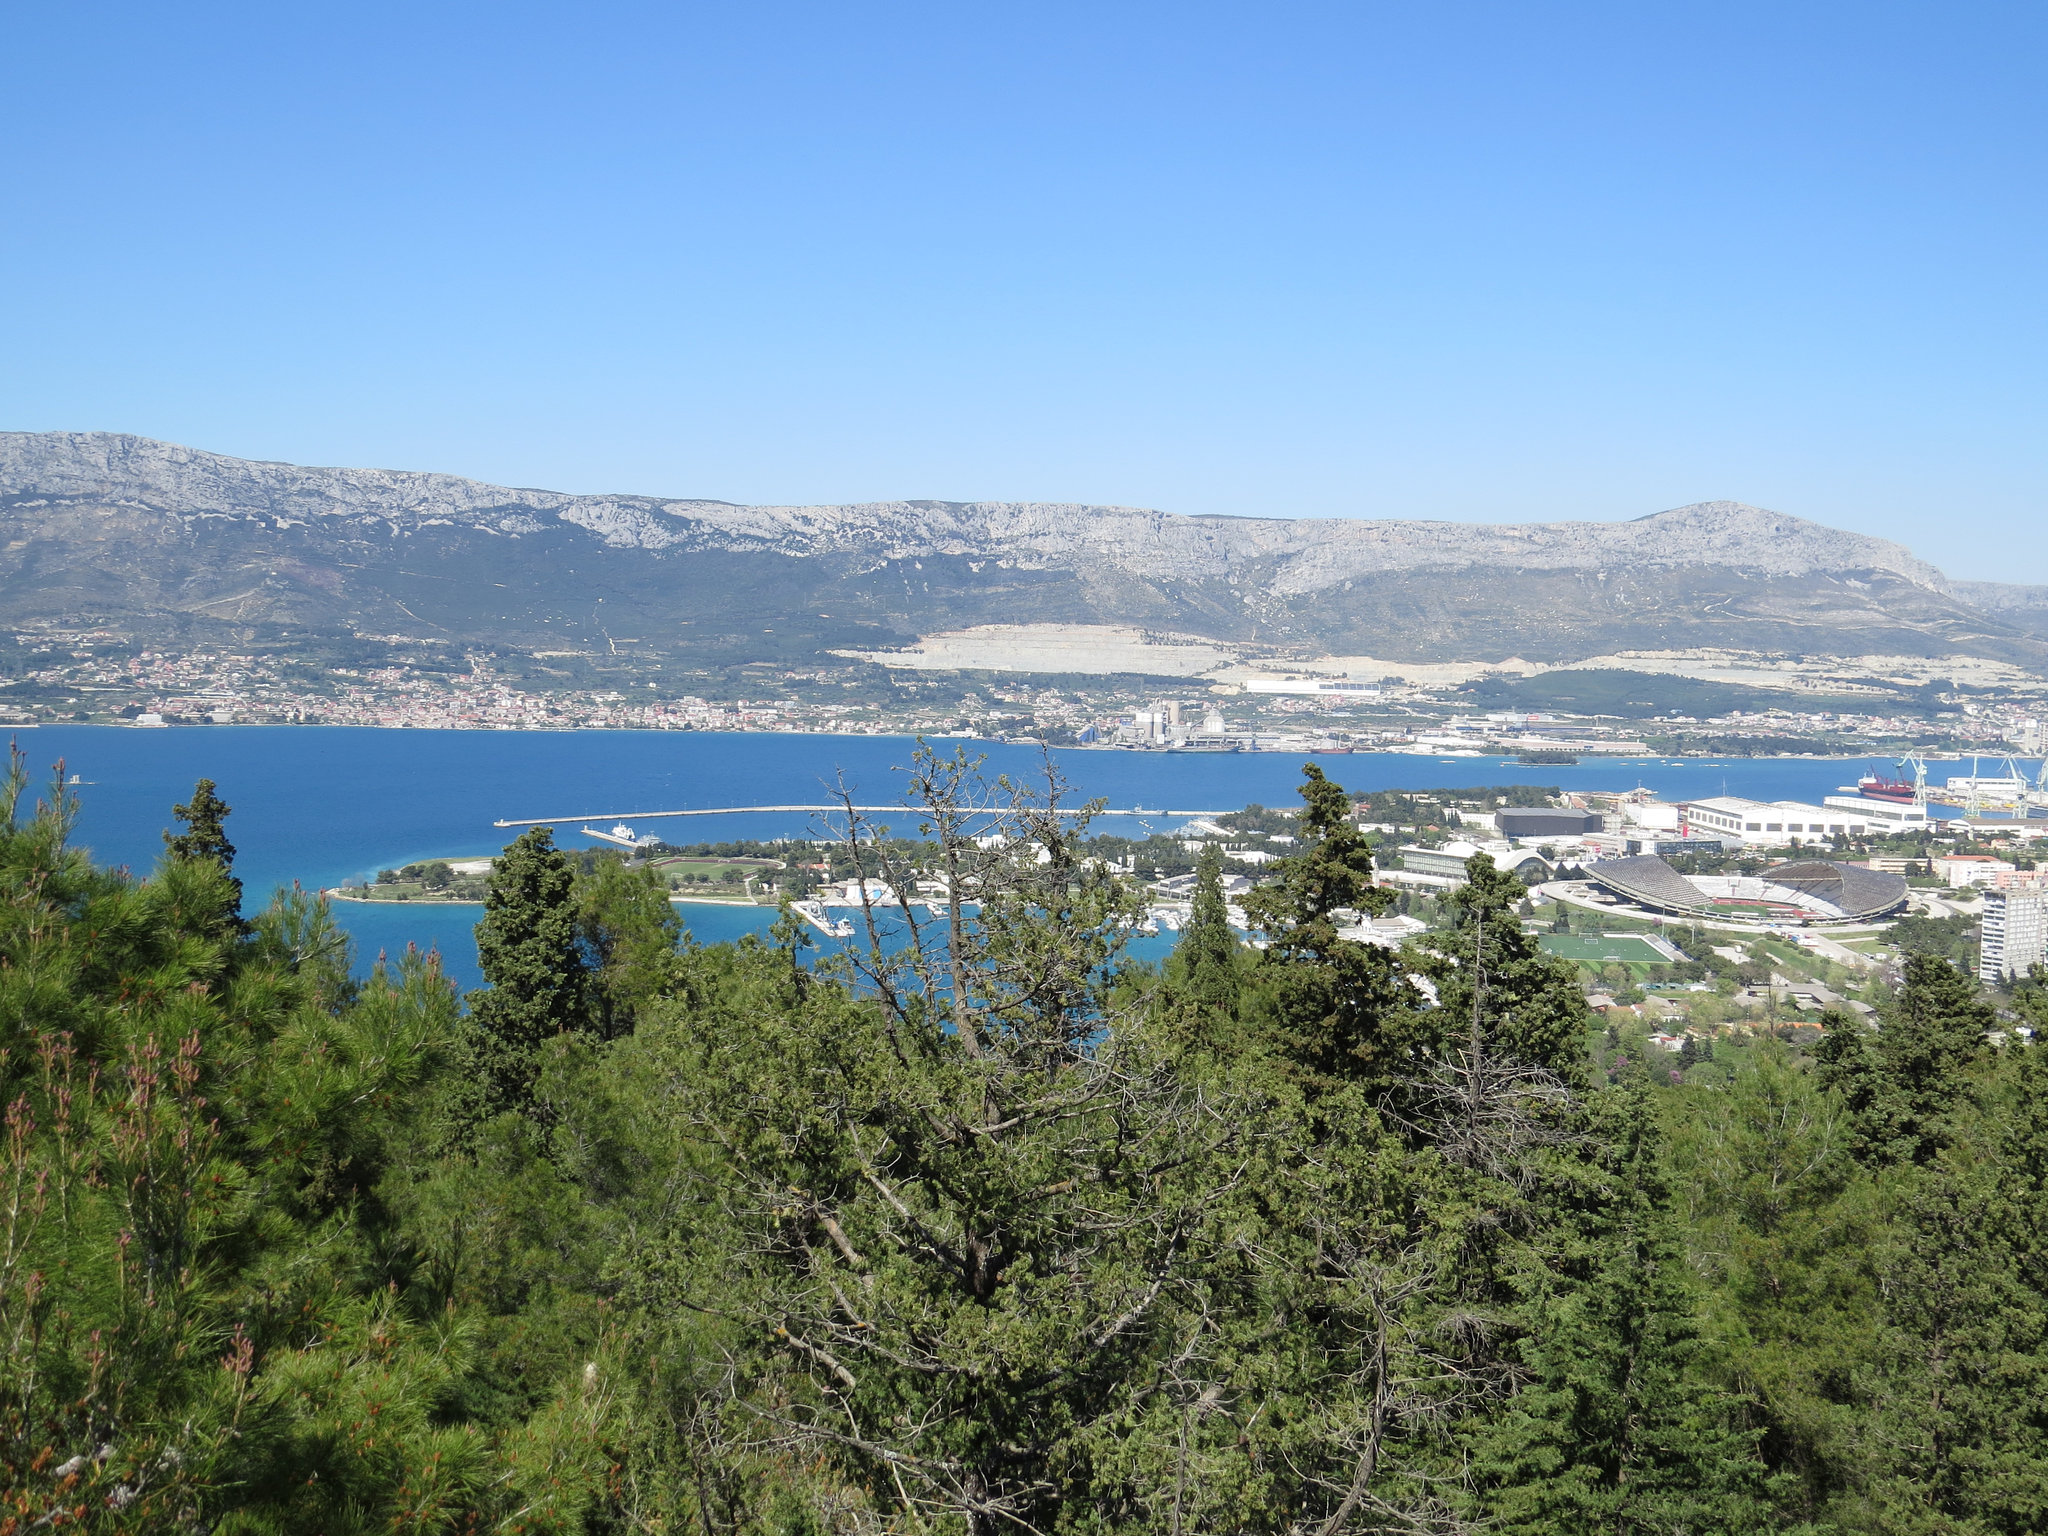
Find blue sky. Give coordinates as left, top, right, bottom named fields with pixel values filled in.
left=3, top=2, right=2043, bottom=580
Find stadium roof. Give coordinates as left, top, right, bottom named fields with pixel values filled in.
left=1585, top=856, right=1702, bottom=911
left=1586, top=855, right=1906, bottom=923
left=1763, top=860, right=1910, bottom=920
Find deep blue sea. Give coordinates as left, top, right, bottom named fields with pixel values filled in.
left=15, top=726, right=2005, bottom=991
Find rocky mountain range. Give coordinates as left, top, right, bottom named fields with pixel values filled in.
left=2, top=430, right=2042, bottom=677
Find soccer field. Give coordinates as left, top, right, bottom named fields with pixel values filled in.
left=1539, top=934, right=1671, bottom=965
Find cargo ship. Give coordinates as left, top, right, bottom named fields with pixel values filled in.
left=1857, top=773, right=1919, bottom=804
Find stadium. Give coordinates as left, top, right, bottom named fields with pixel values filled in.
left=1585, top=855, right=1908, bottom=925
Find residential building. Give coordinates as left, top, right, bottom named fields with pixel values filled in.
left=1981, top=887, right=2048, bottom=984
left=1933, top=854, right=2016, bottom=888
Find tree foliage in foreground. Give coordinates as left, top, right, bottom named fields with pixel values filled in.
left=3, top=744, right=2041, bottom=1532
left=0, top=758, right=613, bottom=1532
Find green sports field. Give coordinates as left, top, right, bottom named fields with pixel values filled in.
left=1539, top=934, right=1671, bottom=965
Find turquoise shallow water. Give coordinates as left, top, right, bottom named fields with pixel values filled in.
left=19, top=725, right=1959, bottom=990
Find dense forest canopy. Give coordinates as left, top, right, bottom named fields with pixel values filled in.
left=0, top=745, right=2043, bottom=1534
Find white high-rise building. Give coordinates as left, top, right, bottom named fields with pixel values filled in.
left=1980, top=887, right=2048, bottom=985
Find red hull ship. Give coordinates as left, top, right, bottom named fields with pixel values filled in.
left=1858, top=774, right=1918, bottom=803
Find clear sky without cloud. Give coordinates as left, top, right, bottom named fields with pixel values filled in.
left=3, top=3, right=2043, bottom=581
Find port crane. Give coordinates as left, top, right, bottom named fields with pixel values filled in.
left=1940, top=754, right=2041, bottom=818
left=1891, top=754, right=1930, bottom=802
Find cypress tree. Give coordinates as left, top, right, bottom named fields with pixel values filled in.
left=1859, top=1156, right=2048, bottom=1532
left=1670, top=1042, right=1879, bottom=1521
left=1176, top=840, right=1241, bottom=1021
left=1845, top=1040, right=2048, bottom=1530
left=1478, top=1075, right=1772, bottom=1534
left=1412, top=850, right=1591, bottom=1077
left=1817, top=953, right=1994, bottom=1167
left=576, top=853, right=682, bottom=1038
left=467, top=826, right=592, bottom=1118
left=165, top=775, right=242, bottom=921
left=1240, top=764, right=1412, bottom=1087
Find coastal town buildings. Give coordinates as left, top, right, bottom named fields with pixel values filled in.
left=3, top=630, right=2046, bottom=776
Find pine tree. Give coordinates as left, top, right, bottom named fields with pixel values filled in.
left=1831, top=1039, right=2048, bottom=1532
left=1175, top=840, right=1242, bottom=1022
left=629, top=752, right=1233, bottom=1535
left=0, top=754, right=613, bottom=1531
left=467, top=826, right=592, bottom=1118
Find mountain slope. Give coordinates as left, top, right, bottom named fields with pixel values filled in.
left=1952, top=580, right=2048, bottom=643
left=0, top=431, right=2037, bottom=673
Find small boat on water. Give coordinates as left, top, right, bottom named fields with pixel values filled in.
left=581, top=822, right=663, bottom=849
left=790, top=899, right=854, bottom=938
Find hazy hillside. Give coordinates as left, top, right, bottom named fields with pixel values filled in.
left=1953, top=579, right=2048, bottom=642
left=2, top=431, right=2041, bottom=673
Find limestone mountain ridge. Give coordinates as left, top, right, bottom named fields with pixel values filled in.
left=0, top=431, right=2039, bottom=672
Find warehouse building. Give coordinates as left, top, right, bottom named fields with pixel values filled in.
left=1821, top=795, right=1931, bottom=833
left=1497, top=807, right=1606, bottom=840
left=1678, top=796, right=1896, bottom=847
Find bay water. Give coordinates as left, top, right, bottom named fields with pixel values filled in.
left=22, top=725, right=1933, bottom=990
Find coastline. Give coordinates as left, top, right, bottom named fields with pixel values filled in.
left=324, top=889, right=774, bottom=909
left=29, top=719, right=1957, bottom=765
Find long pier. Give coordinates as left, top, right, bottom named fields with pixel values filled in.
left=493, top=804, right=1230, bottom=829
